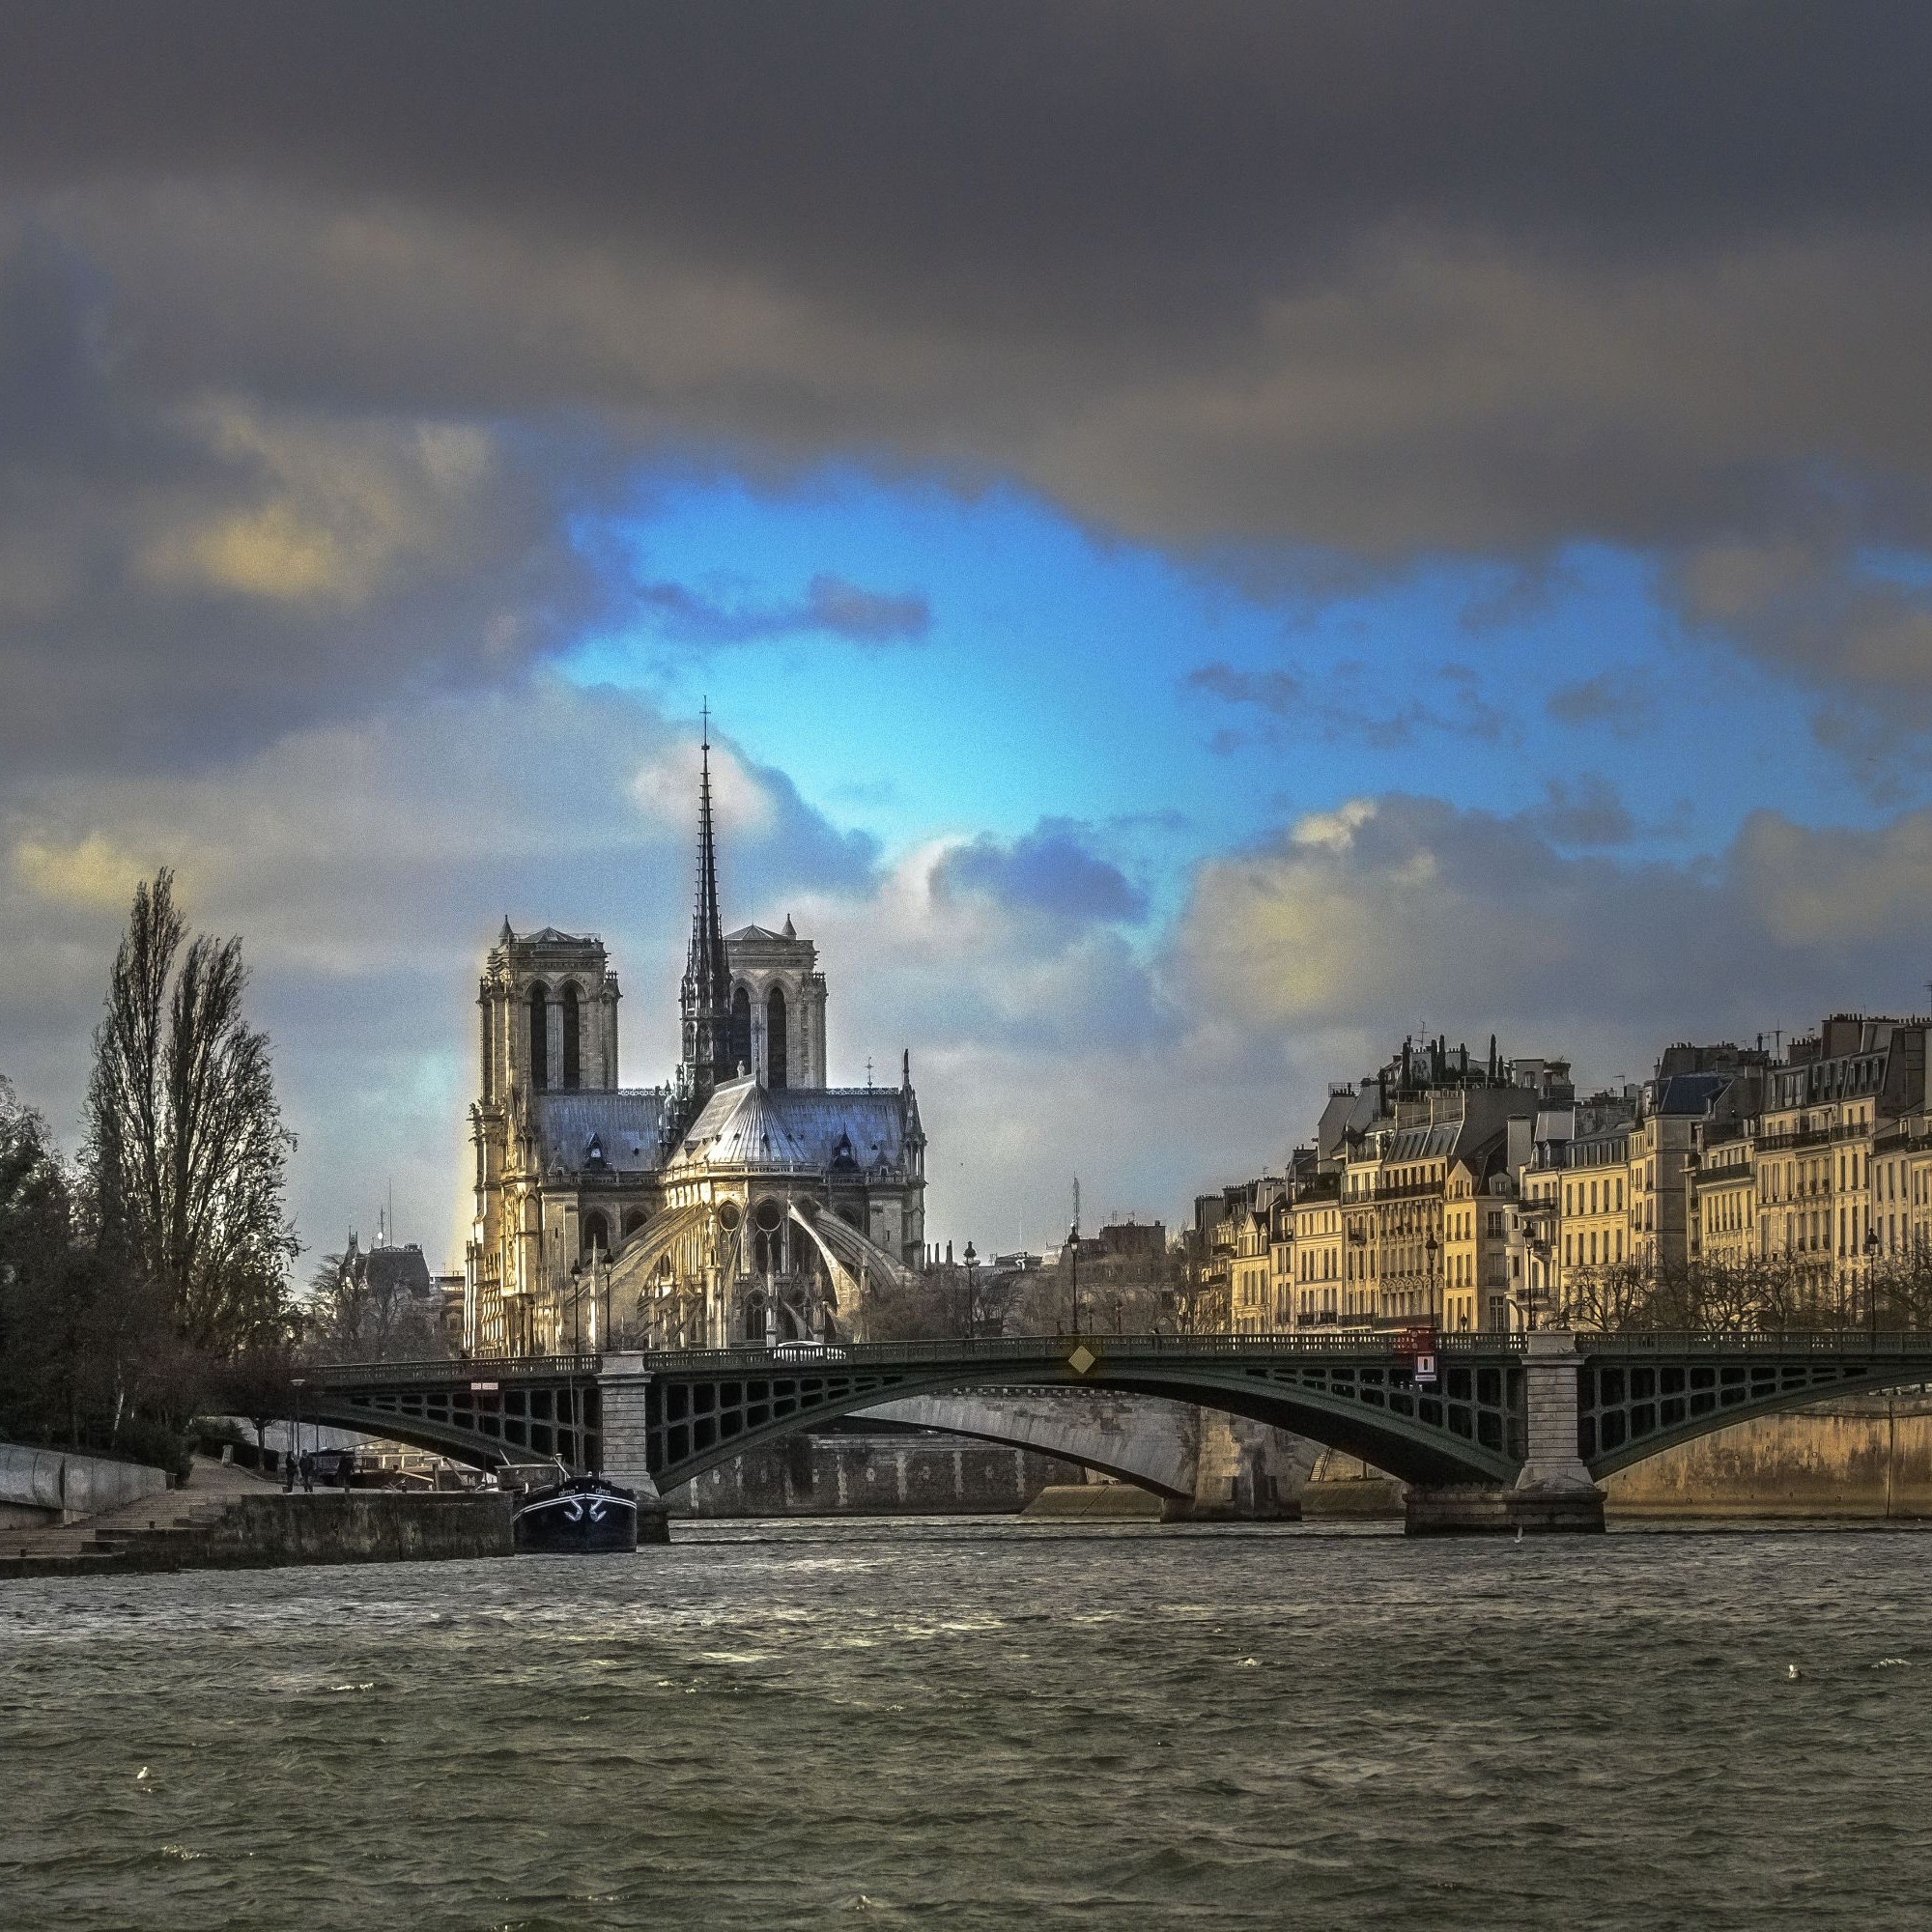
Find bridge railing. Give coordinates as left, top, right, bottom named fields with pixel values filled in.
left=298, top=1354, right=601, bottom=1389
left=298, top=1332, right=1932, bottom=1388
left=1577, top=1330, right=1932, bottom=1357
left=294, top=1332, right=1529, bottom=1384
left=617, top=1330, right=1529, bottom=1376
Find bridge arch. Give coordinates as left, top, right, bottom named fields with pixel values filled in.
left=636, top=1349, right=1522, bottom=1493
left=1579, top=1343, right=1932, bottom=1478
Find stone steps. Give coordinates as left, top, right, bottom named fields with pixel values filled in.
left=1, top=1455, right=276, bottom=1576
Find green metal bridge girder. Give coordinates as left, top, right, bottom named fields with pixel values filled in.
left=291, top=1332, right=1932, bottom=1494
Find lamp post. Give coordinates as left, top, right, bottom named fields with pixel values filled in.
left=1866, top=1224, right=1882, bottom=1339
left=1425, top=1229, right=1439, bottom=1335
left=1528, top=1236, right=1550, bottom=1332
left=962, top=1240, right=979, bottom=1340
left=1066, top=1224, right=1082, bottom=1338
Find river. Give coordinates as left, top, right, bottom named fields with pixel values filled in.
left=4, top=1519, right=1931, bottom=1929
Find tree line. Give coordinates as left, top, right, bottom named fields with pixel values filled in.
left=0, top=871, right=299, bottom=1473
left=1550, top=1249, right=1932, bottom=1333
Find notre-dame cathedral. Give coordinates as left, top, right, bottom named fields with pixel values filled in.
left=463, top=726, right=926, bottom=1356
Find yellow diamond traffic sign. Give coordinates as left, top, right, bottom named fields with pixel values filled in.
left=1067, top=1344, right=1096, bottom=1376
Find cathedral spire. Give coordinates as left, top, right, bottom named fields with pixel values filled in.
left=679, top=699, right=735, bottom=1111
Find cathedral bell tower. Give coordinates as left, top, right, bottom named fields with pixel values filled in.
left=677, top=705, right=737, bottom=1119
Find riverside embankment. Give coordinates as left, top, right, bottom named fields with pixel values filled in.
left=1605, top=1391, right=1932, bottom=1518
left=1, top=1460, right=517, bottom=1579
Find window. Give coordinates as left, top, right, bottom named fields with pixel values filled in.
left=527, top=982, right=549, bottom=1091
left=766, top=984, right=788, bottom=1088
left=729, top=984, right=753, bottom=1075
left=562, top=981, right=582, bottom=1090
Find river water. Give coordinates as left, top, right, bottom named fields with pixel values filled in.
left=4, top=1519, right=1932, bottom=1930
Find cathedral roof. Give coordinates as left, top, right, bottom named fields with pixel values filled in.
left=536, top=1090, right=673, bottom=1174
left=670, top=1077, right=918, bottom=1173
left=676, top=1076, right=819, bottom=1168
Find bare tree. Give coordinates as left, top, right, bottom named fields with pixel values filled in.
left=0, top=1075, right=189, bottom=1463
left=301, top=1247, right=447, bottom=1363
left=86, top=870, right=298, bottom=1354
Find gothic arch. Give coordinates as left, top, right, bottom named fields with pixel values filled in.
left=766, top=983, right=788, bottom=1089
left=527, top=981, right=550, bottom=1091
left=582, top=1209, right=609, bottom=1259
left=730, top=983, right=753, bottom=1077
left=561, top=981, right=582, bottom=1090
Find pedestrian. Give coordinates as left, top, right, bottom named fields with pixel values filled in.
left=281, top=1447, right=295, bottom=1492
left=299, top=1452, right=313, bottom=1493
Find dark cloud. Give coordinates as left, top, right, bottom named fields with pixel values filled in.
left=3, top=6, right=1932, bottom=742
left=638, top=573, right=928, bottom=648
left=1188, top=659, right=1512, bottom=751
left=1186, top=663, right=1301, bottom=717
left=935, top=818, right=1148, bottom=926
left=7, top=6, right=1929, bottom=308
left=1526, top=775, right=1639, bottom=848
left=1546, top=671, right=1657, bottom=738
left=0, top=224, right=618, bottom=774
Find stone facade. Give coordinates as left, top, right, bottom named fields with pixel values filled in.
left=465, top=728, right=925, bottom=1356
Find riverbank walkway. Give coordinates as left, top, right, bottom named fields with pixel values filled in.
left=2, top=1455, right=279, bottom=1577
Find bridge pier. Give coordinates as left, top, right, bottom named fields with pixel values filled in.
left=595, top=1353, right=665, bottom=1509
left=1406, top=1331, right=1604, bottom=1535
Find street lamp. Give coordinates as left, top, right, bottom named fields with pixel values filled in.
left=1865, top=1224, right=1882, bottom=1339
left=962, top=1240, right=979, bottom=1340
left=1527, top=1236, right=1550, bottom=1332
left=1066, top=1223, right=1082, bottom=1338
left=1424, top=1230, right=1439, bottom=1334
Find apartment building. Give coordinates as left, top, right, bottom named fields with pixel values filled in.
left=1691, top=1128, right=1757, bottom=1265
left=1754, top=1015, right=1928, bottom=1303
left=1289, top=1170, right=1344, bottom=1326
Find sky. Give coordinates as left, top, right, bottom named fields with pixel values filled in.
left=9, top=5, right=1932, bottom=1265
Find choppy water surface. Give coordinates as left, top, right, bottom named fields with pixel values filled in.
left=5, top=1520, right=1932, bottom=1929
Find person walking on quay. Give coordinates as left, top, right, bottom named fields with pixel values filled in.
left=299, top=1452, right=314, bottom=1493
left=281, top=1449, right=296, bottom=1493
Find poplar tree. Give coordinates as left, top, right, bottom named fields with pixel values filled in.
left=85, top=869, right=298, bottom=1354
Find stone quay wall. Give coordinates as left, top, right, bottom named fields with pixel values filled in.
left=103, top=1493, right=517, bottom=1570
left=0, top=1444, right=168, bottom=1529
left=1605, top=1393, right=1932, bottom=1519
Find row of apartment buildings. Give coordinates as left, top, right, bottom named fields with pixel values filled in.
left=1190, top=1013, right=1932, bottom=1333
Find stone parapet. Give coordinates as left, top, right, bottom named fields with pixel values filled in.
left=0, top=1444, right=168, bottom=1527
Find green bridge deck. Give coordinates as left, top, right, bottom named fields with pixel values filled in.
left=291, top=1330, right=1932, bottom=1500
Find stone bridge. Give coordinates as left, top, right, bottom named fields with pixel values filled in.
left=290, top=1329, right=1932, bottom=1533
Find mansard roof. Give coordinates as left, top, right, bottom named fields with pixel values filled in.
left=536, top=1089, right=673, bottom=1175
